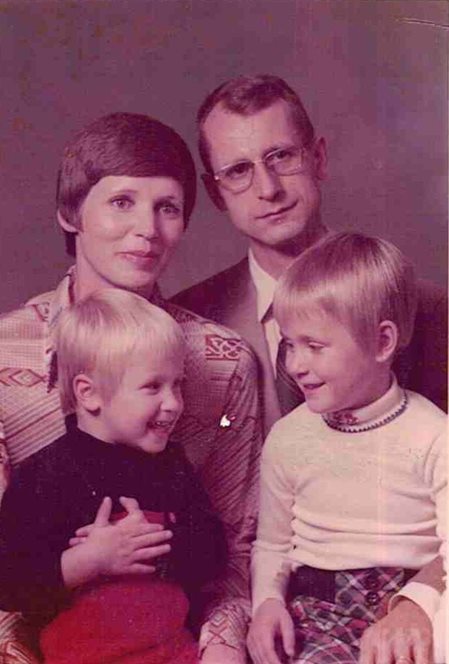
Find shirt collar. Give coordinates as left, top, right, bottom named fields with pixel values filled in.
left=248, top=250, right=278, bottom=323
left=323, top=374, right=408, bottom=433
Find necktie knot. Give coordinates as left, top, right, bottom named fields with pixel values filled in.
left=275, top=338, right=304, bottom=415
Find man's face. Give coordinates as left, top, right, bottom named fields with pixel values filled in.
left=58, top=175, right=184, bottom=298
left=203, top=100, right=326, bottom=250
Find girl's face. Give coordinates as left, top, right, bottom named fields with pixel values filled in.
left=59, top=175, right=185, bottom=300
left=280, top=311, right=390, bottom=414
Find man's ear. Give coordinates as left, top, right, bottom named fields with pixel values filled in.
left=57, top=210, right=79, bottom=235
left=201, top=173, right=227, bottom=212
left=312, top=137, right=328, bottom=181
left=375, top=320, right=398, bottom=363
left=72, top=373, right=102, bottom=413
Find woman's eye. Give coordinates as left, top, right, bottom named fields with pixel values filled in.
left=159, top=203, right=182, bottom=218
left=111, top=196, right=133, bottom=210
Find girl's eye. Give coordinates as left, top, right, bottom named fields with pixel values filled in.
left=111, top=196, right=133, bottom=210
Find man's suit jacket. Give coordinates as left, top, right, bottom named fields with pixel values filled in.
left=172, top=258, right=448, bottom=432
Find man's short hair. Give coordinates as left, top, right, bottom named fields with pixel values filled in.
left=55, top=288, right=186, bottom=413
left=57, top=112, right=197, bottom=256
left=274, top=232, right=417, bottom=353
left=197, top=74, right=315, bottom=174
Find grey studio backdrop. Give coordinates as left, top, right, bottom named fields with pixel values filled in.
left=0, top=0, right=447, bottom=313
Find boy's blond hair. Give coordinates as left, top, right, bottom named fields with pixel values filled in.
left=274, top=232, right=417, bottom=353
left=55, top=288, right=186, bottom=413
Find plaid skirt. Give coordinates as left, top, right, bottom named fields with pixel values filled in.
left=287, top=566, right=414, bottom=664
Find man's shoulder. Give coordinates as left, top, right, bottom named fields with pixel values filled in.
left=170, top=259, right=249, bottom=320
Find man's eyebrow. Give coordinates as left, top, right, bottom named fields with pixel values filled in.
left=222, top=142, right=298, bottom=167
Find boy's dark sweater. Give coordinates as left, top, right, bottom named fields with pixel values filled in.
left=0, top=418, right=226, bottom=625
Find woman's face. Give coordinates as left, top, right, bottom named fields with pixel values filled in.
left=59, top=175, right=185, bottom=299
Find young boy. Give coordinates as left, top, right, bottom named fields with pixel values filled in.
left=0, top=288, right=226, bottom=663
left=247, top=233, right=446, bottom=664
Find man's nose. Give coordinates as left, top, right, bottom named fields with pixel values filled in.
left=253, top=163, right=283, bottom=200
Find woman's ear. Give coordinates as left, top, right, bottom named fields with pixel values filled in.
left=72, top=373, right=102, bottom=413
left=375, top=320, right=399, bottom=363
left=201, top=173, right=227, bottom=211
left=57, top=210, right=79, bottom=234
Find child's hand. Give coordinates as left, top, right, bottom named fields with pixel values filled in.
left=62, top=496, right=172, bottom=587
left=247, top=598, right=295, bottom=664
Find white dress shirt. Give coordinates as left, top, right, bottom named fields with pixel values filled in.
left=248, top=250, right=281, bottom=373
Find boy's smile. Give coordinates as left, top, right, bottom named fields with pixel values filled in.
left=281, top=312, right=392, bottom=414
left=91, top=347, right=184, bottom=454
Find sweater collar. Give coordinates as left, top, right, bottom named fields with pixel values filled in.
left=322, top=374, right=408, bottom=433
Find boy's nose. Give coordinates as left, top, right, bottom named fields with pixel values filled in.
left=286, top=350, right=309, bottom=378
left=161, top=387, right=183, bottom=414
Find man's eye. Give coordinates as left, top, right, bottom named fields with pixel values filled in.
left=268, top=148, right=296, bottom=164
left=145, top=382, right=160, bottom=392
left=111, top=196, right=133, bottom=210
left=223, top=162, right=252, bottom=181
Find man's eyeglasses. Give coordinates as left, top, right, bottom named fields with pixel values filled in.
left=211, top=145, right=309, bottom=193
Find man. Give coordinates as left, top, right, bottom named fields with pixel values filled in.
left=174, top=74, right=447, bottom=434
left=173, top=75, right=447, bottom=663
left=0, top=113, right=261, bottom=664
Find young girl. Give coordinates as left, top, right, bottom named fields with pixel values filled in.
left=248, top=233, right=446, bottom=664
left=0, top=289, right=226, bottom=663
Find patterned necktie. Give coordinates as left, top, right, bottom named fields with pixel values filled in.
left=275, top=337, right=304, bottom=415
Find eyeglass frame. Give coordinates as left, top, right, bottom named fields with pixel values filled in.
left=208, top=143, right=313, bottom=194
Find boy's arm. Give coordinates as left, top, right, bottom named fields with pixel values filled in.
left=360, top=427, right=447, bottom=664
left=167, top=445, right=227, bottom=592
left=197, top=348, right=262, bottom=662
left=251, top=429, right=293, bottom=613
left=0, top=464, right=69, bottom=617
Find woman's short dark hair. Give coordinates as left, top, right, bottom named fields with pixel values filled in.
left=57, top=112, right=196, bottom=256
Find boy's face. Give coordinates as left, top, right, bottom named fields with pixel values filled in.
left=60, top=175, right=185, bottom=298
left=94, top=347, right=184, bottom=454
left=280, top=311, right=389, bottom=414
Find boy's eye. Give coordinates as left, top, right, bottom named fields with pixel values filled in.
left=111, top=196, right=133, bottom=210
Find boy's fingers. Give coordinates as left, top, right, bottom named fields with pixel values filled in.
left=94, top=496, right=112, bottom=526
left=74, top=524, right=94, bottom=537
left=68, top=536, right=87, bottom=547
left=280, top=612, right=295, bottom=656
left=133, top=542, right=171, bottom=560
left=119, top=496, right=141, bottom=513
